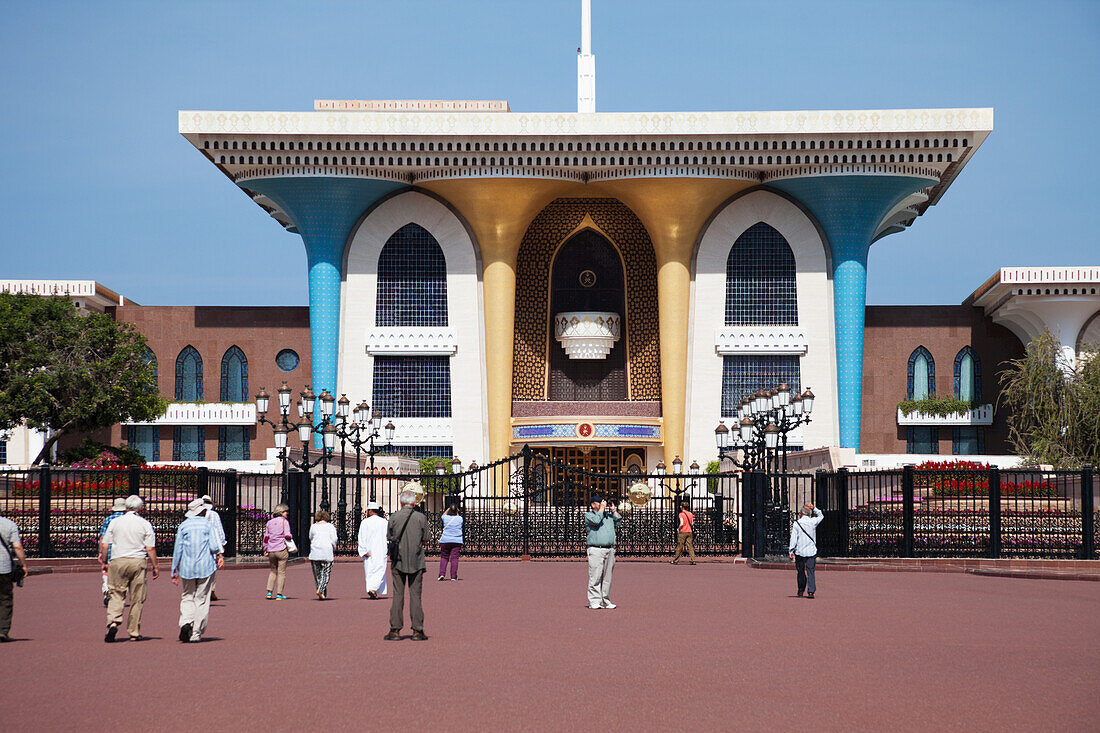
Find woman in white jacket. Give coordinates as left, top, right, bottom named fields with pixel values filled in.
left=357, top=502, right=388, bottom=599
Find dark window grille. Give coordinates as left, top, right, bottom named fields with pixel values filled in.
left=372, top=356, right=451, bottom=418
left=175, top=346, right=203, bottom=401
left=725, top=222, right=797, bottom=326
left=218, top=426, right=250, bottom=461
left=173, top=426, right=205, bottom=461
left=376, top=223, right=448, bottom=327
left=220, top=346, right=249, bottom=402
left=952, top=427, right=985, bottom=455
left=275, top=349, right=299, bottom=372
left=0, top=440, right=6, bottom=464
left=127, top=426, right=160, bottom=462
left=143, top=346, right=157, bottom=382
left=906, top=426, right=939, bottom=454
left=383, top=445, right=454, bottom=459
left=906, top=346, right=935, bottom=400
left=721, top=355, right=801, bottom=420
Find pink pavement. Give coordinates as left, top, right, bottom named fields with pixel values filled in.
left=4, top=561, right=1098, bottom=731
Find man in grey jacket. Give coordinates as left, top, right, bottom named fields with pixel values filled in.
left=584, top=495, right=621, bottom=610
left=385, top=486, right=430, bottom=640
left=788, top=503, right=824, bottom=598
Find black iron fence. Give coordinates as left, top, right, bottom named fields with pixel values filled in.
left=0, top=456, right=1095, bottom=561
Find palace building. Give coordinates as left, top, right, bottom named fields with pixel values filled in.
left=3, top=6, right=1097, bottom=472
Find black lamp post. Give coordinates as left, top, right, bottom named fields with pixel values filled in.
left=331, top=399, right=395, bottom=541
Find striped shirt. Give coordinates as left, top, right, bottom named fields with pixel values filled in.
left=171, top=516, right=222, bottom=579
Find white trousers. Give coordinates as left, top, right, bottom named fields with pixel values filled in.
left=179, top=575, right=213, bottom=641
left=586, top=547, right=615, bottom=607
left=363, top=557, right=388, bottom=595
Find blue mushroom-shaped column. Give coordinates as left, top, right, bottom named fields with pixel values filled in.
left=769, top=173, right=937, bottom=451
left=237, top=176, right=408, bottom=441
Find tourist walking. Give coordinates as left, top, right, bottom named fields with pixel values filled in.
left=385, top=486, right=429, bottom=640
left=200, top=494, right=226, bottom=601
left=98, top=497, right=127, bottom=606
left=357, top=502, right=388, bottom=599
left=789, top=503, right=824, bottom=598
left=0, top=511, right=27, bottom=642
left=262, top=504, right=293, bottom=600
left=584, top=495, right=621, bottom=609
left=308, top=510, right=338, bottom=600
left=438, top=503, right=463, bottom=581
left=671, top=498, right=696, bottom=565
left=171, top=498, right=224, bottom=643
left=100, top=495, right=159, bottom=642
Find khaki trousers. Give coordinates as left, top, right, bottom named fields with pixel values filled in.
left=586, top=546, right=615, bottom=607
left=672, top=531, right=696, bottom=562
left=390, top=569, right=424, bottom=632
left=179, top=575, right=213, bottom=641
left=106, top=558, right=148, bottom=636
left=266, top=550, right=289, bottom=594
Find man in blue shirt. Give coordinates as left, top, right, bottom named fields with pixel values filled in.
left=584, top=495, right=621, bottom=610
left=98, top=497, right=127, bottom=607
left=171, top=498, right=224, bottom=643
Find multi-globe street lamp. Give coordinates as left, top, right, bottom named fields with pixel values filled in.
left=331, top=396, right=395, bottom=541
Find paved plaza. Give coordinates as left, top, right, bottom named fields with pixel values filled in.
left=5, top=561, right=1099, bottom=731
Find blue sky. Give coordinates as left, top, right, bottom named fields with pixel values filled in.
left=1, top=0, right=1096, bottom=306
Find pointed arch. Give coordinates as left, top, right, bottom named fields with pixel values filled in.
left=175, top=346, right=203, bottom=401
left=907, top=346, right=935, bottom=400
left=725, top=221, right=797, bottom=326
left=953, top=346, right=981, bottom=402
left=376, top=223, right=448, bottom=326
left=220, top=346, right=249, bottom=402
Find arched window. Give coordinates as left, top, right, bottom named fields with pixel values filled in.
left=220, top=346, right=248, bottom=402
left=721, top=223, right=800, bottom=426
left=725, top=222, right=797, bottom=326
left=175, top=346, right=203, bottom=401
left=953, top=347, right=981, bottom=402
left=142, top=346, right=158, bottom=382
left=907, top=347, right=935, bottom=400
left=376, top=223, right=448, bottom=326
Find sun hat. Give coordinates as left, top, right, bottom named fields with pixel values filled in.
left=111, top=497, right=127, bottom=512
left=185, top=498, right=207, bottom=518
left=201, top=494, right=214, bottom=506
left=366, top=501, right=381, bottom=511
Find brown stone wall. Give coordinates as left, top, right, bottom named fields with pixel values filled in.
left=107, top=306, right=311, bottom=460
left=860, top=306, right=1025, bottom=455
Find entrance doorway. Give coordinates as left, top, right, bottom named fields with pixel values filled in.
left=549, top=230, right=627, bottom=400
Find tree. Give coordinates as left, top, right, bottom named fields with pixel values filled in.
left=998, top=331, right=1100, bottom=468
left=0, top=294, right=167, bottom=464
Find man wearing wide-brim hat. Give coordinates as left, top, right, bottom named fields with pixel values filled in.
left=170, top=498, right=224, bottom=643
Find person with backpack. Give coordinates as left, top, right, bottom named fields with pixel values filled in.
left=789, top=503, right=824, bottom=598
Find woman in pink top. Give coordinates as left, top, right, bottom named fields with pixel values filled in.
left=262, top=504, right=293, bottom=599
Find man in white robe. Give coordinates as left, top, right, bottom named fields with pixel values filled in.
left=358, top=502, right=388, bottom=599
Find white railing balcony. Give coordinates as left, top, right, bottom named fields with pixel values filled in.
left=896, top=403, right=993, bottom=427
left=364, top=327, right=458, bottom=356
left=124, top=402, right=257, bottom=426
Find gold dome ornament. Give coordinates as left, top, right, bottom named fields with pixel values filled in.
left=615, top=499, right=633, bottom=517
left=627, top=482, right=652, bottom=507
left=501, top=499, right=519, bottom=517
left=402, top=480, right=427, bottom=505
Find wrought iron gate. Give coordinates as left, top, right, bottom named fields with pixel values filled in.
left=298, top=446, right=742, bottom=558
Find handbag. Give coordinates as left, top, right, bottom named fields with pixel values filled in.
left=282, top=518, right=298, bottom=554
left=387, top=508, right=416, bottom=565
left=0, top=530, right=26, bottom=586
